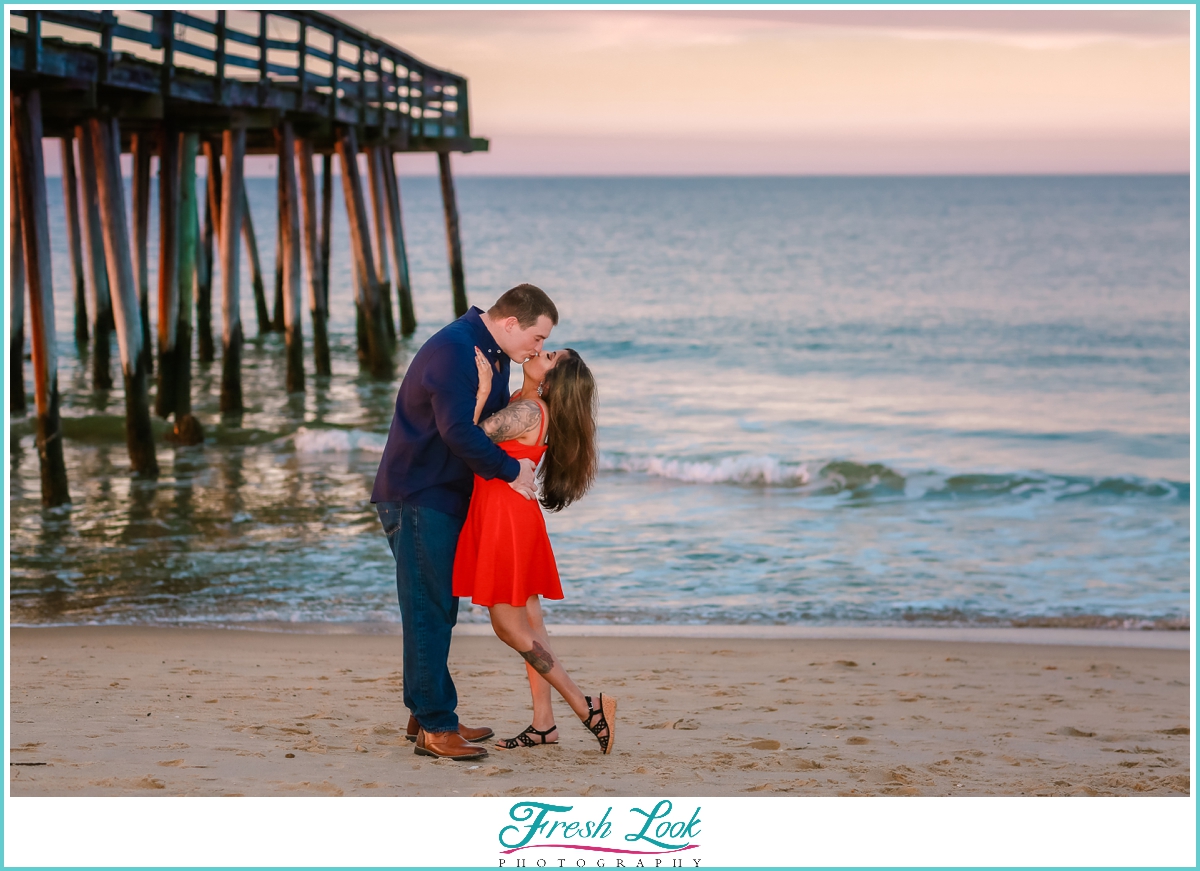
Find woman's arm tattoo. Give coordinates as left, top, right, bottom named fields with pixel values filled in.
left=520, top=640, right=555, bottom=675
left=481, top=399, right=541, bottom=443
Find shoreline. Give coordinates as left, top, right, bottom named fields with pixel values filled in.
left=8, top=622, right=1190, bottom=650
left=9, top=626, right=1190, bottom=797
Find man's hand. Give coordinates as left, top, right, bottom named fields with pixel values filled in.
left=508, top=458, right=537, bottom=500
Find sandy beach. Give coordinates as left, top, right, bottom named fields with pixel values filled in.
left=8, top=626, right=1190, bottom=797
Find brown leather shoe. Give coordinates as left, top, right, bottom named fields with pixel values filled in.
left=414, top=728, right=489, bottom=760
left=459, top=723, right=495, bottom=743
left=406, top=714, right=494, bottom=744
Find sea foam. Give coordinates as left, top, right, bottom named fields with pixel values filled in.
left=600, top=451, right=810, bottom=486
left=293, top=427, right=387, bottom=454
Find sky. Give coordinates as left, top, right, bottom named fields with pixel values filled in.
left=32, top=8, right=1192, bottom=177
left=336, top=8, right=1192, bottom=176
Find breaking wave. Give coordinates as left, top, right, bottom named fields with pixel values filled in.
left=598, top=451, right=1188, bottom=501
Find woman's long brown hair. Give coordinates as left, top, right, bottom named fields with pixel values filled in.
left=539, top=350, right=597, bottom=511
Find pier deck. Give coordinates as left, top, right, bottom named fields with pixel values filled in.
left=10, top=9, right=487, bottom=154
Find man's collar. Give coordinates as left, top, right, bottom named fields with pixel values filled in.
left=465, top=306, right=503, bottom=361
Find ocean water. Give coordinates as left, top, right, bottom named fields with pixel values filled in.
left=8, top=174, right=1192, bottom=629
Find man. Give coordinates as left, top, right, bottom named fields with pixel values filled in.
left=372, top=284, right=558, bottom=760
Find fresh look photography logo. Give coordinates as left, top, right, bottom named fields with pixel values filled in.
left=498, top=800, right=702, bottom=867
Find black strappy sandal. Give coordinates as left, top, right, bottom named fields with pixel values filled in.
left=583, top=694, right=617, bottom=755
left=496, top=724, right=558, bottom=750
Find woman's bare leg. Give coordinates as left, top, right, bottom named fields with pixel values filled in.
left=489, top=601, right=589, bottom=721
left=525, top=597, right=556, bottom=734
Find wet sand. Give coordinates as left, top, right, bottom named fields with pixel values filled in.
left=8, top=626, right=1190, bottom=797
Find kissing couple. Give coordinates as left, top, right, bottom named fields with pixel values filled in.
left=372, top=284, right=617, bottom=761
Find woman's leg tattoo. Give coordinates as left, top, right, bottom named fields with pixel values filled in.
left=520, top=640, right=555, bottom=675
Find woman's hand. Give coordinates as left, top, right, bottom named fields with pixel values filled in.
left=473, top=347, right=493, bottom=424
left=475, top=347, right=493, bottom=399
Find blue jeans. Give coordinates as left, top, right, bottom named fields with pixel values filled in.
left=376, top=501, right=464, bottom=733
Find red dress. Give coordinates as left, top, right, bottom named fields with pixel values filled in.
left=452, top=400, right=564, bottom=607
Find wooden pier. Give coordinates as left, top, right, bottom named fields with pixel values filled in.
left=9, top=9, right=488, bottom=505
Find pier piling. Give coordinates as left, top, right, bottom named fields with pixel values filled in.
left=60, top=135, right=88, bottom=345
left=76, top=122, right=114, bottom=390
left=242, top=180, right=271, bottom=336
left=14, top=90, right=70, bottom=505
left=154, top=125, right=181, bottom=419
left=278, top=122, right=304, bottom=394
left=338, top=126, right=393, bottom=379
left=367, top=145, right=397, bottom=341
left=131, top=132, right=153, bottom=375
left=220, top=126, right=247, bottom=413
left=272, top=167, right=285, bottom=332
left=198, top=138, right=220, bottom=363
left=205, top=137, right=223, bottom=239
left=320, top=153, right=333, bottom=323
left=438, top=151, right=469, bottom=318
left=91, top=115, right=158, bottom=477
left=10, top=161, right=27, bottom=414
left=350, top=257, right=369, bottom=366
left=382, top=147, right=416, bottom=337
left=172, top=132, right=203, bottom=445
left=195, top=184, right=213, bottom=365
left=297, top=138, right=331, bottom=376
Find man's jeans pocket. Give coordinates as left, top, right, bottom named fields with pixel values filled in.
left=376, top=502, right=403, bottom=556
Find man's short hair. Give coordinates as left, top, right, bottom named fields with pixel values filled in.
left=488, top=284, right=559, bottom=328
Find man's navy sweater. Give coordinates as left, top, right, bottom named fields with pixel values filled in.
left=370, top=307, right=520, bottom=517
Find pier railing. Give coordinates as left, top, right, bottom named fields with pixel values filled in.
left=10, top=9, right=479, bottom=151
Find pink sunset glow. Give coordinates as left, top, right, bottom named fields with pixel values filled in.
left=338, top=8, right=1191, bottom=176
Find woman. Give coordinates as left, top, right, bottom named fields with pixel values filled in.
left=452, top=346, right=616, bottom=754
